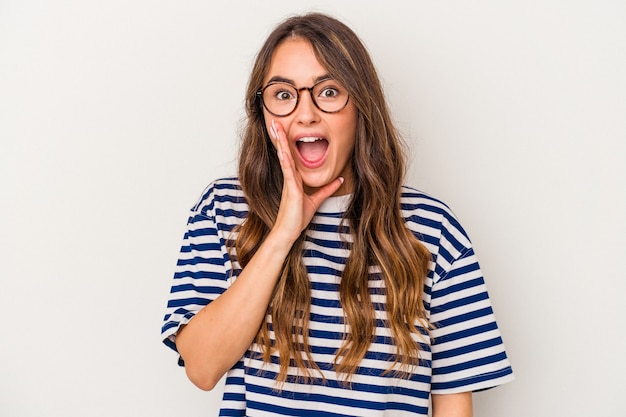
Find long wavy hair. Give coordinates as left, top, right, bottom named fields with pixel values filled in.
left=232, top=13, right=433, bottom=384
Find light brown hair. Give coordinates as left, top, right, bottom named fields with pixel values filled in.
left=233, top=13, right=432, bottom=384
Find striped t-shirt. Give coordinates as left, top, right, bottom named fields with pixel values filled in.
left=162, top=177, right=514, bottom=416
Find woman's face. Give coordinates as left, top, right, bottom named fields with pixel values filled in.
left=262, top=38, right=358, bottom=196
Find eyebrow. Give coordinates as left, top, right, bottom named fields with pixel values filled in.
left=266, top=74, right=332, bottom=86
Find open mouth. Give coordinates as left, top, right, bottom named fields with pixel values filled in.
left=295, top=137, right=329, bottom=166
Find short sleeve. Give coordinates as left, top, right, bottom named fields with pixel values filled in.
left=429, top=246, right=514, bottom=393
left=161, top=184, right=234, bottom=363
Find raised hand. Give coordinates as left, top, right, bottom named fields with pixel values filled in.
left=175, top=120, right=346, bottom=390
left=269, top=119, right=344, bottom=244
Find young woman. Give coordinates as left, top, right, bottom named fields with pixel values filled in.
left=162, top=13, right=513, bottom=417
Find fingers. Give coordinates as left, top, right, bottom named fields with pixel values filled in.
left=270, top=120, right=297, bottom=181
left=271, top=120, right=289, bottom=161
left=269, top=119, right=283, bottom=161
left=268, top=120, right=307, bottom=240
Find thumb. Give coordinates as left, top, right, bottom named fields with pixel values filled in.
left=308, top=177, right=345, bottom=208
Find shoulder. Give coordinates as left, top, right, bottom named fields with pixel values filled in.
left=400, top=185, right=462, bottom=231
left=190, top=177, right=247, bottom=218
left=400, top=185, right=454, bottom=217
left=400, top=185, right=472, bottom=257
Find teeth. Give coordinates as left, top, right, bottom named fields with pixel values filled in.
left=297, top=137, right=322, bottom=143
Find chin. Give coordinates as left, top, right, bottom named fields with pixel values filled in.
left=301, top=177, right=330, bottom=192
left=302, top=175, right=331, bottom=188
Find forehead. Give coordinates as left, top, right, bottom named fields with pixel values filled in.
left=264, top=38, right=328, bottom=85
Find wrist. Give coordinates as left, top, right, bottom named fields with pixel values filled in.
left=263, top=228, right=299, bottom=256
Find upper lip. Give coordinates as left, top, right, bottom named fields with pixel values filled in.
left=293, top=132, right=327, bottom=142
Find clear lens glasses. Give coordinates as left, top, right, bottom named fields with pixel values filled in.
left=258, top=78, right=350, bottom=117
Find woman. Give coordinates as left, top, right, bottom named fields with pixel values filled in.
left=162, top=13, right=513, bottom=417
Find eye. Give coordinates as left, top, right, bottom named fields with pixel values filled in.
left=319, top=87, right=339, bottom=99
left=275, top=90, right=295, bottom=101
left=263, top=83, right=297, bottom=103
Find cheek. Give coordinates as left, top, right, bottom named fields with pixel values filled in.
left=340, top=101, right=358, bottom=129
left=337, top=110, right=358, bottom=149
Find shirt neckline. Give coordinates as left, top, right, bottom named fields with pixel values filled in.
left=317, top=193, right=352, bottom=214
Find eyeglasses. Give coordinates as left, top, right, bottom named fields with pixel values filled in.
left=257, top=78, right=350, bottom=117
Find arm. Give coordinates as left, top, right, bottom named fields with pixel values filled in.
left=175, top=227, right=294, bottom=390
left=432, top=392, right=473, bottom=417
left=175, top=120, right=343, bottom=390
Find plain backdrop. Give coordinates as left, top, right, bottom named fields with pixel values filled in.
left=1, top=1, right=624, bottom=416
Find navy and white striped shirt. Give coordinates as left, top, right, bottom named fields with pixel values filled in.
left=162, top=177, right=513, bottom=416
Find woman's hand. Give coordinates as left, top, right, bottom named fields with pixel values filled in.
left=269, top=119, right=344, bottom=243
left=175, top=120, right=344, bottom=391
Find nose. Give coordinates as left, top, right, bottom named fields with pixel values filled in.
left=294, top=89, right=320, bottom=124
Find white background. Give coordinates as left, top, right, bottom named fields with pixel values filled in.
left=1, top=1, right=624, bottom=416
